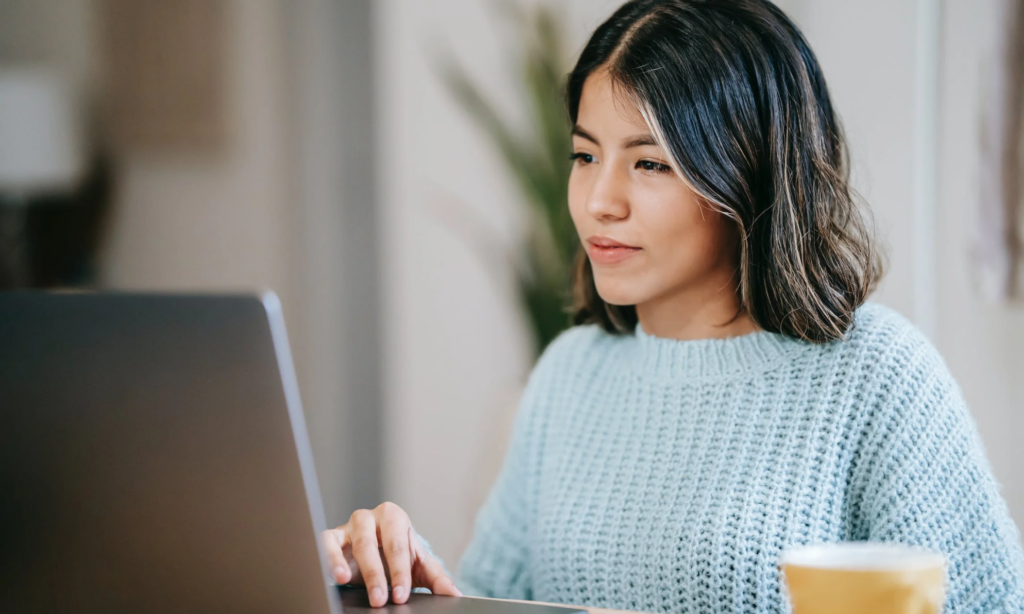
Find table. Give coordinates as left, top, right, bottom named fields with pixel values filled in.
left=472, top=595, right=640, bottom=614
left=340, top=586, right=642, bottom=614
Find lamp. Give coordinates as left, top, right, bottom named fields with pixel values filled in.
left=0, top=69, right=85, bottom=287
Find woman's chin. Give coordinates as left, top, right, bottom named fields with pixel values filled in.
left=593, top=280, right=646, bottom=307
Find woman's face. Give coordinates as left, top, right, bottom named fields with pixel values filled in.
left=568, top=69, right=740, bottom=311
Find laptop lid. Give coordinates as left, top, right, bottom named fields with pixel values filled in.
left=0, top=291, right=341, bottom=614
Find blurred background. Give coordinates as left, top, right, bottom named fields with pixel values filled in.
left=0, top=0, right=1021, bottom=568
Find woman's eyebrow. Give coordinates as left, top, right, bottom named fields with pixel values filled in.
left=571, top=125, right=600, bottom=145
left=622, top=134, right=658, bottom=148
left=571, top=125, right=658, bottom=149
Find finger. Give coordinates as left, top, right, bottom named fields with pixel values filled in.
left=410, top=531, right=462, bottom=597
left=350, top=510, right=389, bottom=607
left=377, top=503, right=413, bottom=604
left=322, top=527, right=353, bottom=585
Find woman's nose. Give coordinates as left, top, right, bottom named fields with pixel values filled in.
left=584, top=166, right=630, bottom=221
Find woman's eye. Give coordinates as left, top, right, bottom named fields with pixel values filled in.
left=569, top=152, right=595, bottom=165
left=637, top=159, right=671, bottom=173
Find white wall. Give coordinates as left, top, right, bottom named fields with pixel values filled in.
left=376, top=0, right=532, bottom=567
left=99, top=0, right=292, bottom=299
left=378, top=0, right=1024, bottom=568
left=934, top=0, right=1024, bottom=523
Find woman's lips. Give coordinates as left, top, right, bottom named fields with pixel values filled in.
left=587, top=237, right=641, bottom=265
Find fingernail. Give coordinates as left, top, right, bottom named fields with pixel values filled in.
left=393, top=586, right=406, bottom=601
left=372, top=587, right=385, bottom=604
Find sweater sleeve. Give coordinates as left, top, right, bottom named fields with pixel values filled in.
left=454, top=326, right=591, bottom=598
left=454, top=356, right=545, bottom=599
left=858, top=334, right=1024, bottom=613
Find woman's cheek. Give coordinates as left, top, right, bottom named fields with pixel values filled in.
left=637, top=206, right=704, bottom=285
left=566, top=176, right=589, bottom=234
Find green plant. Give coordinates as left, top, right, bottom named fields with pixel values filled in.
left=436, top=4, right=578, bottom=356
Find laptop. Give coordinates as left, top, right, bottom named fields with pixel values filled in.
left=0, top=292, right=585, bottom=614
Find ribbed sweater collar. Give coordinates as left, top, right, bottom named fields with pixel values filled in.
left=632, top=322, right=807, bottom=380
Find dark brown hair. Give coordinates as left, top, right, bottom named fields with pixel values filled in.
left=567, top=0, right=883, bottom=343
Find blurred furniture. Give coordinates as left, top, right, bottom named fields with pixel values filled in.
left=0, top=69, right=84, bottom=287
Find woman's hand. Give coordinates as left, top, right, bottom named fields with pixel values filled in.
left=321, top=502, right=462, bottom=607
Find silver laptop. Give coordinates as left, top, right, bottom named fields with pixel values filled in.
left=0, top=292, right=585, bottom=614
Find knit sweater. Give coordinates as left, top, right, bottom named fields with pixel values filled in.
left=450, top=302, right=1024, bottom=614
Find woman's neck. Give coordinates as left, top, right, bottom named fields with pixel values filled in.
left=635, top=278, right=759, bottom=341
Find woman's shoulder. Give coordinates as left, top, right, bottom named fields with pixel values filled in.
left=843, top=301, right=949, bottom=376
left=846, top=300, right=920, bottom=343
left=843, top=301, right=966, bottom=424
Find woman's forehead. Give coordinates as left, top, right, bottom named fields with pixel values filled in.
left=576, top=71, right=652, bottom=140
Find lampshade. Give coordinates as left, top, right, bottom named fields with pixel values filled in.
left=0, top=69, right=84, bottom=194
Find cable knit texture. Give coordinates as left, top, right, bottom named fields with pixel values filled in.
left=449, top=302, right=1024, bottom=613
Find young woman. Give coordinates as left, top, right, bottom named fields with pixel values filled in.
left=323, top=1, right=1024, bottom=612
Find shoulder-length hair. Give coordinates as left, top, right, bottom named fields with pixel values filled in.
left=567, top=0, right=883, bottom=343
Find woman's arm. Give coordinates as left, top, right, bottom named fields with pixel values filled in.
left=455, top=362, right=544, bottom=599
left=857, top=338, right=1024, bottom=613
left=455, top=325, right=593, bottom=599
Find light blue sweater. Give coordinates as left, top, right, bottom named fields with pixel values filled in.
left=450, top=302, right=1024, bottom=613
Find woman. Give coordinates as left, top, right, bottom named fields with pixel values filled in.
left=323, top=1, right=1024, bottom=612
